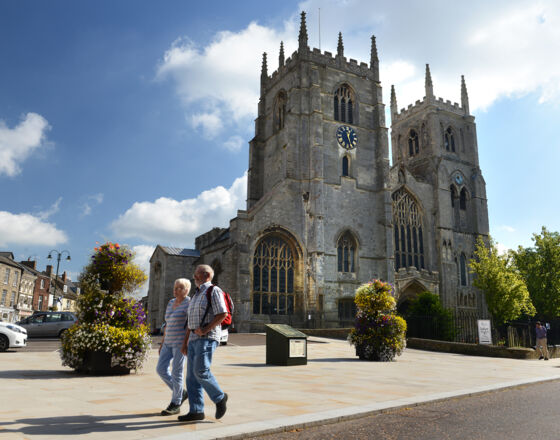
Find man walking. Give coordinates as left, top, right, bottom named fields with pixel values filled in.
left=535, top=321, right=549, bottom=361
left=178, top=264, right=228, bottom=421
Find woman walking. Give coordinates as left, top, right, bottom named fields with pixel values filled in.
left=156, top=278, right=191, bottom=415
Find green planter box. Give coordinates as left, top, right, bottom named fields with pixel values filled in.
left=265, top=324, right=307, bottom=366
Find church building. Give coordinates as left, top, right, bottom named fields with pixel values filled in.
left=147, top=12, right=489, bottom=333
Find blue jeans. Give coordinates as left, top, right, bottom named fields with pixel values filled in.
left=187, top=338, right=224, bottom=414
left=156, top=343, right=186, bottom=405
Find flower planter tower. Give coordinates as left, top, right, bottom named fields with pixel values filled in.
left=60, top=242, right=150, bottom=374
left=349, top=280, right=407, bottom=361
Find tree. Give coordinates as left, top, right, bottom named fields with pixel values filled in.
left=470, top=236, right=535, bottom=326
left=405, top=291, right=455, bottom=341
left=513, top=227, right=560, bottom=319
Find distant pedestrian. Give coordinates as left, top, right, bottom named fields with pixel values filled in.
left=535, top=321, right=549, bottom=361
left=156, top=278, right=191, bottom=415
left=178, top=264, right=228, bottom=422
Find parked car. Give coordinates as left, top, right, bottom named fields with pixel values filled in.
left=220, top=327, right=229, bottom=345
left=0, top=321, right=27, bottom=351
left=18, top=311, right=77, bottom=337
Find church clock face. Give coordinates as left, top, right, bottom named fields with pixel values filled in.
left=336, top=125, right=357, bottom=150
left=454, top=174, right=463, bottom=185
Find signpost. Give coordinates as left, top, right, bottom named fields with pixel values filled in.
left=477, top=319, right=492, bottom=345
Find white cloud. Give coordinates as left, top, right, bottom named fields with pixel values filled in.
left=495, top=242, right=511, bottom=256
left=223, top=135, right=245, bottom=152
left=37, top=197, right=62, bottom=220
left=157, top=21, right=297, bottom=140
left=111, top=172, right=247, bottom=246
left=191, top=111, right=224, bottom=139
left=81, top=193, right=104, bottom=217
left=0, top=211, right=67, bottom=247
left=131, top=244, right=156, bottom=298
left=498, top=225, right=516, bottom=233
left=0, top=113, right=50, bottom=177
left=297, top=0, right=560, bottom=113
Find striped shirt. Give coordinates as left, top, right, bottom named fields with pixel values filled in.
left=187, top=282, right=227, bottom=343
left=163, top=297, right=190, bottom=346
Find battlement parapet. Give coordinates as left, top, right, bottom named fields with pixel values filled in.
left=264, top=46, right=375, bottom=89
left=393, top=95, right=467, bottom=123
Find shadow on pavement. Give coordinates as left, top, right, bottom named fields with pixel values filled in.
left=307, top=358, right=361, bottom=363
left=0, top=369, right=78, bottom=379
left=0, top=413, right=210, bottom=436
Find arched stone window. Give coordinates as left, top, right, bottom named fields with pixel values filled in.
left=460, top=188, right=467, bottom=210
left=445, top=127, right=456, bottom=152
left=392, top=188, right=424, bottom=270
left=408, top=129, right=419, bottom=156
left=274, top=91, right=287, bottom=133
left=337, top=231, right=357, bottom=273
left=342, top=156, right=349, bottom=177
left=334, top=84, right=355, bottom=124
left=460, top=253, right=468, bottom=286
left=450, top=185, right=457, bottom=208
left=252, top=235, right=295, bottom=315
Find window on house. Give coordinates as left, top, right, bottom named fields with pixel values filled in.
left=38, top=295, right=43, bottom=310
left=337, top=231, right=357, bottom=273
left=334, top=85, right=355, bottom=124
left=408, top=130, right=419, bottom=156
left=9, top=292, right=16, bottom=307
left=4, top=269, right=9, bottom=284
left=1, top=290, right=7, bottom=305
left=12, top=272, right=18, bottom=287
left=253, top=235, right=296, bottom=315
left=40, top=279, right=45, bottom=289
left=393, top=188, right=425, bottom=270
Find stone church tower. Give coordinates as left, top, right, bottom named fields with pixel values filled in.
left=389, top=65, right=489, bottom=318
left=147, top=12, right=490, bottom=332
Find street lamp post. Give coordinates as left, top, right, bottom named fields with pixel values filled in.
left=47, top=250, right=71, bottom=310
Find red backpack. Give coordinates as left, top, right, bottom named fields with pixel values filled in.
left=201, top=285, right=234, bottom=329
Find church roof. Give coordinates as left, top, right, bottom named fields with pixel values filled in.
left=159, top=246, right=200, bottom=257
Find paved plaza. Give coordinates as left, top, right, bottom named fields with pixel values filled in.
left=2, top=336, right=560, bottom=440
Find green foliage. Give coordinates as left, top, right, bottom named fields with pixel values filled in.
left=513, top=227, right=560, bottom=319
left=470, top=236, right=535, bottom=326
left=60, top=242, right=151, bottom=372
left=405, top=291, right=455, bottom=341
left=349, top=280, right=407, bottom=361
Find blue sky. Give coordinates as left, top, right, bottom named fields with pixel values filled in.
left=1, top=0, right=559, bottom=296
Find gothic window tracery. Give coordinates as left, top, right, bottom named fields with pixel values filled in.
left=460, top=253, right=468, bottom=286
left=274, top=91, right=287, bottom=133
left=392, top=188, right=425, bottom=270
left=444, top=127, right=456, bottom=152
left=337, top=231, right=357, bottom=273
left=334, top=85, right=355, bottom=124
left=408, top=129, right=419, bottom=156
left=252, top=235, right=295, bottom=315
left=460, top=188, right=467, bottom=210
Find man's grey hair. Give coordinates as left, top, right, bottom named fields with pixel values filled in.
left=174, top=278, right=191, bottom=292
left=196, top=264, right=214, bottom=280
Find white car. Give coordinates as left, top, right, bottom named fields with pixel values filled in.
left=220, top=327, right=229, bottom=345
left=0, top=321, right=28, bottom=352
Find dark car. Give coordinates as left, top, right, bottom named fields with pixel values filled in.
left=18, top=311, right=77, bottom=337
